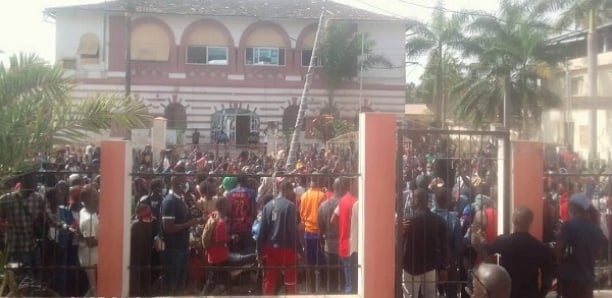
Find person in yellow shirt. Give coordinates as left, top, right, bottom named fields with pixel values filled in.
left=300, top=176, right=327, bottom=293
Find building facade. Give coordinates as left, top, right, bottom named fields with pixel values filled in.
left=542, top=22, right=612, bottom=162
left=45, top=0, right=406, bottom=148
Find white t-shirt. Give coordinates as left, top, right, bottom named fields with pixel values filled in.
left=79, top=209, right=99, bottom=266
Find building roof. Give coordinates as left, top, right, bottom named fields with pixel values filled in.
left=548, top=21, right=612, bottom=45
left=45, top=0, right=406, bottom=22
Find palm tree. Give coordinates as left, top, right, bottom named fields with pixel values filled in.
left=452, top=0, right=561, bottom=137
left=319, top=21, right=391, bottom=116
left=405, top=1, right=467, bottom=127
left=416, top=52, right=465, bottom=125
left=534, top=0, right=612, bottom=162
left=0, top=53, right=150, bottom=178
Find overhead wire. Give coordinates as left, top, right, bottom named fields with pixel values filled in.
left=397, top=0, right=585, bottom=35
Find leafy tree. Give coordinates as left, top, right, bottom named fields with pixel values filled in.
left=452, top=0, right=561, bottom=136
left=416, top=52, right=465, bottom=125
left=311, top=114, right=355, bottom=143
left=319, top=21, right=391, bottom=114
left=0, top=53, right=150, bottom=178
left=405, top=1, right=467, bottom=127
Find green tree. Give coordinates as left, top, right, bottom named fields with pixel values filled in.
left=416, top=52, right=465, bottom=125
left=452, top=0, right=561, bottom=136
left=405, top=1, right=467, bottom=127
left=319, top=21, right=391, bottom=115
left=0, top=53, right=150, bottom=178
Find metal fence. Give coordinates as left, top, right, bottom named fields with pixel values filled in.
left=395, top=128, right=510, bottom=298
left=544, top=172, right=612, bottom=290
left=0, top=169, right=361, bottom=296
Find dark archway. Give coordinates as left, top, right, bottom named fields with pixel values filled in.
left=164, top=103, right=187, bottom=130
left=282, top=105, right=299, bottom=132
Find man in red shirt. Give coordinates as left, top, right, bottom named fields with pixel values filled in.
left=202, top=197, right=230, bottom=295
left=226, top=177, right=257, bottom=252
left=331, top=178, right=356, bottom=294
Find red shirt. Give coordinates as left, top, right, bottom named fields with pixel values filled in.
left=206, top=216, right=229, bottom=264
left=484, top=208, right=497, bottom=244
left=336, top=193, right=356, bottom=258
left=559, top=194, right=569, bottom=222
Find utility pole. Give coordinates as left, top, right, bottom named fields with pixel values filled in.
left=124, top=0, right=134, bottom=97
left=564, top=57, right=571, bottom=146
left=503, top=75, right=510, bottom=129
left=285, top=10, right=326, bottom=170
left=587, top=8, right=598, bottom=165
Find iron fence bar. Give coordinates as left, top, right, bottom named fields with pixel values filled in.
left=503, top=133, right=512, bottom=234
left=395, top=130, right=404, bottom=298
left=127, top=172, right=361, bottom=178
left=398, top=128, right=511, bottom=137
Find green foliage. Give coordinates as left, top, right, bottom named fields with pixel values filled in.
left=311, top=114, right=355, bottom=143
left=0, top=53, right=150, bottom=178
left=406, top=1, right=468, bottom=125
left=319, top=21, right=391, bottom=104
left=533, top=0, right=612, bottom=30
left=450, top=0, right=561, bottom=135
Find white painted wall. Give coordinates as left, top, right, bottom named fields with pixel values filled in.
left=55, top=11, right=406, bottom=147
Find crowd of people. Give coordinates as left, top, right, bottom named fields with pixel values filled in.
left=0, top=141, right=360, bottom=296
left=126, top=143, right=360, bottom=296
left=2, top=135, right=612, bottom=297
left=400, top=136, right=610, bottom=298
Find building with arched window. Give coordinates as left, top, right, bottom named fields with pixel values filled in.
left=45, top=0, right=407, bottom=148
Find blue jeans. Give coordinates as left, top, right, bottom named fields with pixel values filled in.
left=341, top=253, right=358, bottom=294
left=305, top=233, right=326, bottom=265
left=161, top=248, right=188, bottom=295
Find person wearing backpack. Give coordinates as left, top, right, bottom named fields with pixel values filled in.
left=201, top=197, right=230, bottom=295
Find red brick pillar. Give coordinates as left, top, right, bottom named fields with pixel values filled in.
left=358, top=113, right=397, bottom=297
left=98, top=140, right=132, bottom=296
left=511, top=141, right=544, bottom=240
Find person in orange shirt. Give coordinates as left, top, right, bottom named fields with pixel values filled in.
left=300, top=176, right=327, bottom=293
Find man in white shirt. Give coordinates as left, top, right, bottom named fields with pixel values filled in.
left=79, top=185, right=99, bottom=295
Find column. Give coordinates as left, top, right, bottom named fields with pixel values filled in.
left=358, top=113, right=397, bottom=297
left=98, top=140, right=132, bottom=297
left=511, top=141, right=544, bottom=240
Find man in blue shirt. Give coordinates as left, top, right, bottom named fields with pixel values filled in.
left=161, top=175, right=199, bottom=295
left=557, top=193, right=606, bottom=298
left=257, top=180, right=301, bottom=295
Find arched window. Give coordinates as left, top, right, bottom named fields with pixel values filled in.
left=131, top=22, right=171, bottom=61
left=184, top=22, right=231, bottom=65
left=76, top=33, right=100, bottom=64
left=164, top=103, right=187, bottom=130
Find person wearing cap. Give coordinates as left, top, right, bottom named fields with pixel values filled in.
left=556, top=193, right=606, bottom=298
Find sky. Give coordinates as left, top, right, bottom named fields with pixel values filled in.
left=0, top=0, right=499, bottom=82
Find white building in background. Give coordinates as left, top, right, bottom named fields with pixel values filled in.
left=44, top=0, right=407, bottom=149
left=542, top=22, right=612, bottom=162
